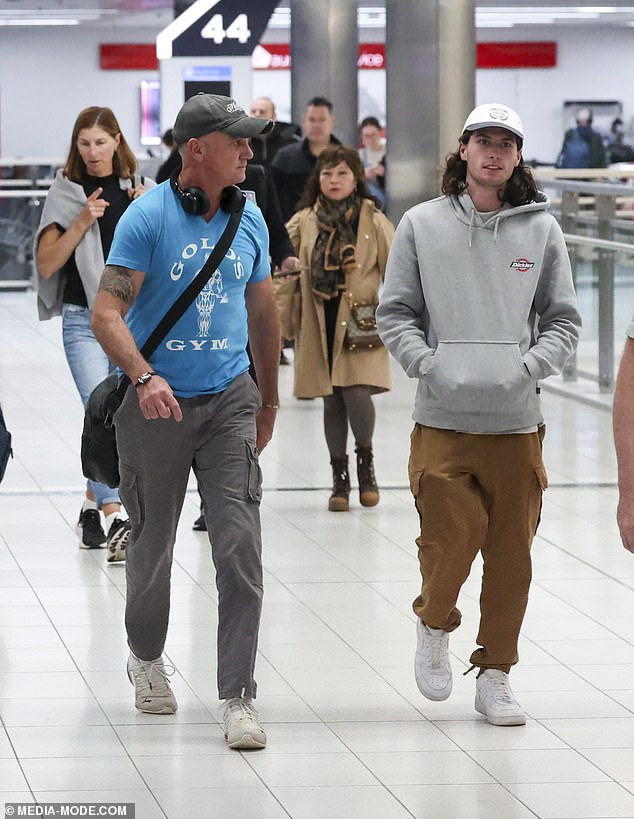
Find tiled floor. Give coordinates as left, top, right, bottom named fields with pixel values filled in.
left=1, top=290, right=634, bottom=819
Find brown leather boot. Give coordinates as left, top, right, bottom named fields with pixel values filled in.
left=356, top=446, right=379, bottom=507
left=328, top=455, right=350, bottom=512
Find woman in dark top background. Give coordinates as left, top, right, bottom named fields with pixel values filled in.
left=35, top=106, right=153, bottom=561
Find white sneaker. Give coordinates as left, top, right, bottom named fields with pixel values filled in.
left=127, top=652, right=178, bottom=715
left=223, top=697, right=267, bottom=749
left=475, top=669, right=526, bottom=726
left=414, top=619, right=452, bottom=701
left=106, top=517, right=130, bottom=563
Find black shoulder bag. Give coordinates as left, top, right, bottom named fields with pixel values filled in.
left=81, top=188, right=245, bottom=489
left=0, top=404, right=13, bottom=483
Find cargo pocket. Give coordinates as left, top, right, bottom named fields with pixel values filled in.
left=409, top=467, right=425, bottom=499
left=118, top=462, right=144, bottom=527
left=408, top=425, right=425, bottom=497
left=245, top=440, right=263, bottom=504
left=532, top=463, right=548, bottom=534
left=534, top=464, right=548, bottom=491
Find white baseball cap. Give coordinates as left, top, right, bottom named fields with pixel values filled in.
left=463, top=103, right=524, bottom=140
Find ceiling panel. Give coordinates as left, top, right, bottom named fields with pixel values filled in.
left=0, top=1, right=634, bottom=29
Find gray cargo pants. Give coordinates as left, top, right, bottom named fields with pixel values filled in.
left=116, top=372, right=263, bottom=700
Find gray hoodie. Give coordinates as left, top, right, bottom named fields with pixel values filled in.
left=376, top=191, right=581, bottom=433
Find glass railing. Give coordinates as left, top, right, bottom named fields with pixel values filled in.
left=0, top=188, right=46, bottom=289
left=0, top=157, right=160, bottom=290
left=534, top=168, right=634, bottom=392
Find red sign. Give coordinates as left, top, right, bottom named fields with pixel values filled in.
left=253, top=42, right=555, bottom=70
left=477, top=42, right=556, bottom=69
left=252, top=43, right=291, bottom=70
left=252, top=43, right=385, bottom=70
left=358, top=44, right=385, bottom=69
left=100, top=44, right=158, bottom=70
left=101, top=40, right=555, bottom=72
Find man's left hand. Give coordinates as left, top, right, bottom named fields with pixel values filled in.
left=617, top=497, right=634, bottom=553
left=256, top=405, right=277, bottom=451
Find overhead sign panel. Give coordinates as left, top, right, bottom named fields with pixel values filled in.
left=157, top=0, right=278, bottom=59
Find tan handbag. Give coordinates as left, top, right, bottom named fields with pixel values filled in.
left=344, top=302, right=382, bottom=351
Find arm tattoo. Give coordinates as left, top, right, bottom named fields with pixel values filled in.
left=100, top=265, right=135, bottom=305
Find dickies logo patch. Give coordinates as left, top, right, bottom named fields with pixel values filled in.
left=509, top=258, right=535, bottom=273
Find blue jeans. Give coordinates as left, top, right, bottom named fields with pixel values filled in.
left=62, top=304, right=120, bottom=508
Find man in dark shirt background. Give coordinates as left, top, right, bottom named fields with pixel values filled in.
left=249, top=96, right=300, bottom=170
left=271, top=96, right=341, bottom=221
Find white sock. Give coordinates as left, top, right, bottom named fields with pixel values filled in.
left=82, top=498, right=99, bottom=513
left=104, top=511, right=121, bottom=533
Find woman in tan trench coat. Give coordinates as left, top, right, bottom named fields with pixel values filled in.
left=285, top=145, right=395, bottom=511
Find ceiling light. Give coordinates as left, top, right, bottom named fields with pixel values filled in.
left=478, top=21, right=514, bottom=27
left=267, top=6, right=389, bottom=28
left=0, top=7, right=110, bottom=24
left=475, top=7, right=608, bottom=27
left=0, top=18, right=80, bottom=26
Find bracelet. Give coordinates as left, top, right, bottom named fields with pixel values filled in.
left=262, top=402, right=279, bottom=410
left=134, top=371, right=156, bottom=388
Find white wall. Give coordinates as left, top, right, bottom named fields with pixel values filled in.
left=1, top=23, right=633, bottom=165
left=0, top=27, right=160, bottom=159
left=477, top=26, right=634, bottom=164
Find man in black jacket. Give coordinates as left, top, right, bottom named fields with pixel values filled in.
left=241, top=164, right=298, bottom=273
left=249, top=97, right=300, bottom=169
left=271, top=96, right=341, bottom=221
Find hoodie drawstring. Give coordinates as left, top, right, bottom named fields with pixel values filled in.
left=467, top=211, right=501, bottom=247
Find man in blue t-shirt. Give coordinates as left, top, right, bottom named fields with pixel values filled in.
left=91, top=93, right=281, bottom=750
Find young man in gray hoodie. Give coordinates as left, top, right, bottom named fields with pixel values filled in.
left=377, top=103, right=581, bottom=726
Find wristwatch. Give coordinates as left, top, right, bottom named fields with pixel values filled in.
left=135, top=371, right=156, bottom=388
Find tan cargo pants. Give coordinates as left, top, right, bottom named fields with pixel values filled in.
left=408, top=424, right=547, bottom=673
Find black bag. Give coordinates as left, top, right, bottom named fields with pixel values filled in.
left=80, top=373, right=127, bottom=488
left=344, top=302, right=382, bottom=351
left=80, top=188, right=245, bottom=488
left=0, top=405, right=13, bottom=483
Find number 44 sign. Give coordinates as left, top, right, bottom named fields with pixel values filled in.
left=157, top=0, right=279, bottom=59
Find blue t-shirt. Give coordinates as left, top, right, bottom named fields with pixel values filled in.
left=106, top=182, right=270, bottom=397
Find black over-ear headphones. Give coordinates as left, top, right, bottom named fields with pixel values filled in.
left=170, top=171, right=210, bottom=215
left=220, top=185, right=247, bottom=214
left=170, top=172, right=245, bottom=216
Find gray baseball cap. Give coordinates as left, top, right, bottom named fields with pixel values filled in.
left=173, top=93, right=273, bottom=143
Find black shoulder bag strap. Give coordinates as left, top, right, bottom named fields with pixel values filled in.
left=110, top=187, right=245, bottom=405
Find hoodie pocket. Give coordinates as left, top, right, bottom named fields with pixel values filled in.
left=424, top=340, right=533, bottom=415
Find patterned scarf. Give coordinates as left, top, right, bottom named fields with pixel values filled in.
left=310, top=193, right=360, bottom=300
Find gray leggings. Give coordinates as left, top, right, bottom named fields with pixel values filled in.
left=323, top=384, right=375, bottom=457
left=116, top=372, right=263, bottom=700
